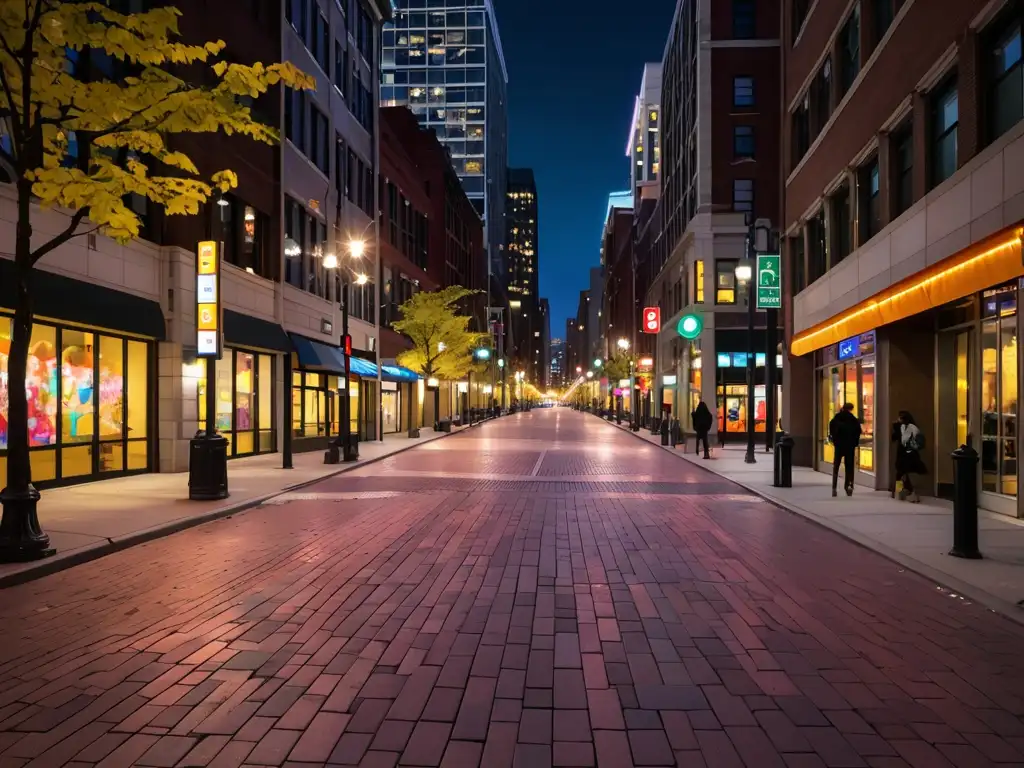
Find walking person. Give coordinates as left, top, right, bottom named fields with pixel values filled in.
left=895, top=411, right=927, bottom=503
left=692, top=399, right=713, bottom=459
left=828, top=403, right=862, bottom=497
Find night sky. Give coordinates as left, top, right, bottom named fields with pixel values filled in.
left=494, top=0, right=676, bottom=337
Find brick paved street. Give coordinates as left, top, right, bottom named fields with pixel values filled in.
left=1, top=408, right=1024, bottom=767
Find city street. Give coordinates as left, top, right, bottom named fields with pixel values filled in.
left=1, top=409, right=1024, bottom=768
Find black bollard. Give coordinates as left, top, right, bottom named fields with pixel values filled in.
left=773, top=432, right=794, bottom=488
left=949, top=444, right=982, bottom=559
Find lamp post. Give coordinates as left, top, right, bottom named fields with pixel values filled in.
left=326, top=239, right=368, bottom=464
left=735, top=257, right=756, bottom=464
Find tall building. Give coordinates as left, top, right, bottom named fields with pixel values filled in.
left=550, top=337, right=565, bottom=387
left=627, top=64, right=662, bottom=197
left=644, top=0, right=781, bottom=436
left=381, top=1, right=509, bottom=283
left=506, top=168, right=538, bottom=300
left=782, top=0, right=1024, bottom=517
left=538, top=297, right=551, bottom=389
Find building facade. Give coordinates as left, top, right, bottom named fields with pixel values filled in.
left=0, top=0, right=402, bottom=490
left=782, top=0, right=1024, bottom=518
left=550, top=337, right=565, bottom=388
left=645, top=0, right=782, bottom=440
left=506, top=168, right=542, bottom=381
left=628, top=64, right=663, bottom=197
left=381, top=0, right=509, bottom=284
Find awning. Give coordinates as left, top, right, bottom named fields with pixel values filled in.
left=290, top=334, right=346, bottom=372
left=348, top=355, right=378, bottom=378
left=381, top=360, right=421, bottom=382
left=0, top=258, right=165, bottom=339
left=225, top=311, right=290, bottom=352
left=790, top=228, right=1023, bottom=357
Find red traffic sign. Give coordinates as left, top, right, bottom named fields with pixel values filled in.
left=642, top=307, right=661, bottom=334
left=342, top=334, right=352, bottom=356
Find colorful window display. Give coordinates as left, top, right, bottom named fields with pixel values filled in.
left=0, top=315, right=150, bottom=485
left=291, top=371, right=361, bottom=440
left=195, top=348, right=276, bottom=457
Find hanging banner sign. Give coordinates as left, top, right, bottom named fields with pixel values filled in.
left=196, top=240, right=222, bottom=359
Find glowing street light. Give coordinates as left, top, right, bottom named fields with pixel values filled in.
left=617, top=338, right=630, bottom=350
left=586, top=371, right=594, bottom=379
left=322, top=252, right=338, bottom=270
left=349, top=239, right=366, bottom=258
left=593, top=358, right=603, bottom=368
left=355, top=272, right=368, bottom=285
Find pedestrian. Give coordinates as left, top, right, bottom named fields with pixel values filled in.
left=691, top=399, right=713, bottom=459
left=828, top=402, right=862, bottom=497
left=894, top=410, right=926, bottom=503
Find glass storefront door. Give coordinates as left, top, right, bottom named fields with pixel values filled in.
left=382, top=389, right=399, bottom=434
left=981, top=306, right=1018, bottom=496
left=818, top=356, right=875, bottom=472
left=937, top=329, right=972, bottom=498
left=198, top=349, right=276, bottom=457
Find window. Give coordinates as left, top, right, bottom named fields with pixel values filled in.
left=838, top=6, right=860, bottom=97
left=214, top=196, right=270, bottom=279
left=831, top=182, right=852, bottom=263
left=811, top=58, right=832, bottom=135
left=874, top=0, right=895, bottom=45
left=694, top=260, right=705, bottom=304
left=808, top=208, right=827, bottom=282
left=989, top=20, right=1023, bottom=141
left=789, top=234, right=806, bottom=294
left=733, top=76, right=754, bottom=107
left=858, top=157, right=881, bottom=243
left=792, top=0, right=811, bottom=41
left=334, top=41, right=347, bottom=97
left=312, top=10, right=329, bottom=72
left=981, top=285, right=1018, bottom=496
left=733, top=125, right=754, bottom=158
left=197, top=351, right=276, bottom=457
left=335, top=134, right=345, bottom=201
left=931, top=77, right=959, bottom=187
left=733, top=179, right=754, bottom=216
left=791, top=99, right=811, bottom=168
left=893, top=123, right=914, bottom=215
left=715, top=260, right=738, bottom=304
left=733, top=0, right=755, bottom=39
left=309, top=105, right=330, bottom=175
left=286, top=0, right=307, bottom=43
left=284, top=88, right=305, bottom=152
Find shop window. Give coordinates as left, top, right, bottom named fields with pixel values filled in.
left=258, top=355, right=273, bottom=453
left=715, top=260, right=738, bottom=305
left=733, top=179, right=754, bottom=217
left=126, top=340, right=147, bottom=468
left=893, top=122, right=914, bottom=215
left=981, top=286, right=1018, bottom=497
left=733, top=126, right=754, bottom=159
left=61, top=329, right=95, bottom=445
left=733, top=76, right=754, bottom=108
left=819, top=353, right=875, bottom=472
left=97, top=335, right=123, bottom=442
left=830, top=182, right=852, bottom=263
left=27, top=324, right=58, bottom=450
left=931, top=76, right=959, bottom=188
left=988, top=18, right=1023, bottom=142
left=733, top=0, right=755, bottom=39
left=0, top=316, right=8, bottom=453
left=196, top=349, right=276, bottom=457
left=838, top=5, right=860, bottom=98
left=859, top=156, right=881, bottom=243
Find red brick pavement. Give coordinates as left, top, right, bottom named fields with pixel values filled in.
left=1, top=408, right=1023, bottom=767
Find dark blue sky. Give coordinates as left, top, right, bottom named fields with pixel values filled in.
left=494, top=0, right=675, bottom=337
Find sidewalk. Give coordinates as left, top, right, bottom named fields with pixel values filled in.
left=602, top=416, right=1024, bottom=623
left=0, top=424, right=476, bottom=587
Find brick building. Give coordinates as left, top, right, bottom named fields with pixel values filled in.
left=782, top=0, right=1024, bottom=518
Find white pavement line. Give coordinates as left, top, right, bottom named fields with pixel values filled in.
left=531, top=450, right=547, bottom=477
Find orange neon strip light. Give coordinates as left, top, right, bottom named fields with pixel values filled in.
left=790, top=230, right=1024, bottom=357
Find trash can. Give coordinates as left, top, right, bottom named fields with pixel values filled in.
left=189, top=432, right=229, bottom=500
left=773, top=432, right=794, bottom=488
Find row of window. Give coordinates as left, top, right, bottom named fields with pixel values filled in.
left=792, top=0, right=900, bottom=46
left=384, top=181, right=429, bottom=270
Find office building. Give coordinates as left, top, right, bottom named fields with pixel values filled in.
left=782, top=0, right=1024, bottom=518
left=627, top=64, right=663, bottom=197
left=645, top=0, right=781, bottom=440
left=550, top=337, right=565, bottom=387
left=381, top=0, right=509, bottom=283
left=506, top=168, right=542, bottom=380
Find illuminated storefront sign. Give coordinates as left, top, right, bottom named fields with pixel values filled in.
left=196, top=240, right=222, bottom=359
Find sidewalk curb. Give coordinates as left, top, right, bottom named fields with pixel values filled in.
left=593, top=413, right=1024, bottom=628
left=0, top=419, right=489, bottom=590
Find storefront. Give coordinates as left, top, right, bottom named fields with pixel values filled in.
left=715, top=351, right=783, bottom=440
left=0, top=263, right=163, bottom=487
left=815, top=331, right=876, bottom=474
left=195, top=348, right=277, bottom=457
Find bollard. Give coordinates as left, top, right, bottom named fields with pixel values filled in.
left=660, top=418, right=669, bottom=446
left=949, top=444, right=982, bottom=559
left=773, top=432, right=794, bottom=488
left=650, top=417, right=660, bottom=436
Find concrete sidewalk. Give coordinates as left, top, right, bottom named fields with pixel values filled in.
left=602, top=415, right=1024, bottom=623
left=0, top=423, right=476, bottom=587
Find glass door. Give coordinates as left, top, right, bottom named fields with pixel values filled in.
left=382, top=390, right=399, bottom=434
left=937, top=330, right=972, bottom=498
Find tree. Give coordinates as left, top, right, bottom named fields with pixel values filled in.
left=0, top=1, right=314, bottom=561
left=392, top=286, right=487, bottom=425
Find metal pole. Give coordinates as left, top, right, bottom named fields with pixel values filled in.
left=373, top=23, right=383, bottom=443
left=283, top=352, right=293, bottom=469
left=765, top=308, right=777, bottom=452
left=341, top=274, right=356, bottom=461
left=745, top=232, right=756, bottom=465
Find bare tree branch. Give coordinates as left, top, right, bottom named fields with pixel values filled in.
left=30, top=207, right=88, bottom=266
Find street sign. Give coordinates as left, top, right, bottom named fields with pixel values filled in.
left=642, top=306, right=661, bottom=334
left=196, top=240, right=222, bottom=359
left=756, top=253, right=781, bottom=309
left=677, top=313, right=703, bottom=340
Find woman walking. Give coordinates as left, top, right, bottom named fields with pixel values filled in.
left=894, top=411, right=926, bottom=503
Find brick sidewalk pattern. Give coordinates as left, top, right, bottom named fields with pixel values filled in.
left=0, top=408, right=1023, bottom=767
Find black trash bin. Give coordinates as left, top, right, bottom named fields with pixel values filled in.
left=773, top=432, right=794, bottom=488
left=189, top=432, right=229, bottom=500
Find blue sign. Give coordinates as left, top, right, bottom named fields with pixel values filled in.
left=838, top=336, right=860, bottom=361
left=717, top=353, right=731, bottom=368
left=755, top=353, right=766, bottom=368
left=732, top=352, right=748, bottom=368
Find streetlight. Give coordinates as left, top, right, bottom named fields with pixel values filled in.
left=736, top=255, right=756, bottom=464
left=593, top=358, right=603, bottom=368
left=617, top=338, right=630, bottom=350
left=328, top=238, right=370, bottom=464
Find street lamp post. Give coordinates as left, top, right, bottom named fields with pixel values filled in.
left=735, top=256, right=756, bottom=464
left=326, top=241, right=368, bottom=464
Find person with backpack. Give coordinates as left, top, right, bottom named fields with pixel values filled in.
left=828, top=403, right=862, bottom=497
left=691, top=399, right=713, bottom=459
left=895, top=410, right=927, bottom=503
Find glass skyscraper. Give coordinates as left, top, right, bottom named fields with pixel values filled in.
left=381, top=0, right=509, bottom=282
